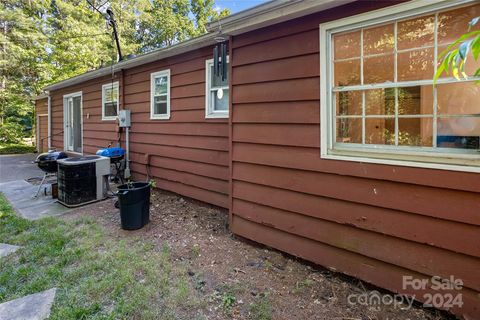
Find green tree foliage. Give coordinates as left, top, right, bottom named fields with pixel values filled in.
left=435, top=17, right=480, bottom=83
left=0, top=0, right=229, bottom=140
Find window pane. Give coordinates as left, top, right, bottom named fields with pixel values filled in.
left=212, top=89, right=229, bottom=111
left=437, top=117, right=480, bottom=149
left=437, top=82, right=480, bottom=115
left=104, top=86, right=117, bottom=103
left=398, top=118, right=433, bottom=147
left=336, top=91, right=362, bottom=116
left=334, top=59, right=360, bottom=86
left=154, top=102, right=167, bottom=115
left=365, top=89, right=395, bottom=115
left=104, top=102, right=117, bottom=117
left=333, top=30, right=361, bottom=60
left=363, top=23, right=394, bottom=55
left=365, top=118, right=395, bottom=145
left=155, top=76, right=168, bottom=95
left=210, top=63, right=229, bottom=87
left=364, top=54, right=394, bottom=84
left=397, top=47, right=434, bottom=81
left=438, top=4, right=480, bottom=45
left=336, top=118, right=362, bottom=143
left=398, top=86, right=433, bottom=115
left=397, top=15, right=435, bottom=50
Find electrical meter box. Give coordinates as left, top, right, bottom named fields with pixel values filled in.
left=118, top=110, right=131, bottom=127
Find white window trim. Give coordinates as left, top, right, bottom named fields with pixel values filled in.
left=319, top=0, right=480, bottom=173
left=150, top=69, right=171, bottom=120
left=101, top=81, right=119, bottom=121
left=205, top=56, right=230, bottom=119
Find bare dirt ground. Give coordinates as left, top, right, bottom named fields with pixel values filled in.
left=67, top=189, right=454, bottom=320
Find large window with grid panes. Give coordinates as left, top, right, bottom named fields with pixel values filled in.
left=320, top=1, right=480, bottom=171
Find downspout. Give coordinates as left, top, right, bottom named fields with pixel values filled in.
left=47, top=95, right=51, bottom=149
left=120, top=69, right=131, bottom=179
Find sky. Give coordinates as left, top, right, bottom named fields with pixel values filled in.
left=214, top=0, right=269, bottom=14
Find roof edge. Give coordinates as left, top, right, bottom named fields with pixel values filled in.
left=207, top=0, right=355, bottom=35
left=44, top=32, right=216, bottom=92
left=33, top=93, right=49, bottom=100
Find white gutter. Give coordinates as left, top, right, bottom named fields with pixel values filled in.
left=47, top=95, right=51, bottom=149
left=206, top=0, right=356, bottom=35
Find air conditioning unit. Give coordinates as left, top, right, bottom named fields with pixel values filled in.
left=57, top=155, right=110, bottom=207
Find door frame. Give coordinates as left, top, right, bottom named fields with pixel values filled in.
left=63, top=91, right=83, bottom=154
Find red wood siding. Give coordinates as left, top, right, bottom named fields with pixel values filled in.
left=49, top=47, right=229, bottom=208
left=123, top=47, right=228, bottom=207
left=229, top=2, right=480, bottom=319
left=35, top=97, right=49, bottom=152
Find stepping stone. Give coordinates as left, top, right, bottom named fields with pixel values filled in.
left=0, top=243, right=20, bottom=258
left=0, top=288, right=57, bottom=320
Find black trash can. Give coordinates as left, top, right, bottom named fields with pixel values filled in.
left=117, top=182, right=151, bottom=230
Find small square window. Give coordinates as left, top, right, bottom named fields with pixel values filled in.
left=150, top=70, right=170, bottom=120
left=205, top=57, right=229, bottom=118
left=102, top=82, right=119, bottom=120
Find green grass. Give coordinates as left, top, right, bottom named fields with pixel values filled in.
left=0, top=143, right=36, bottom=155
left=0, top=193, right=200, bottom=319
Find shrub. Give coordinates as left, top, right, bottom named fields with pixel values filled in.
left=0, top=122, right=24, bottom=144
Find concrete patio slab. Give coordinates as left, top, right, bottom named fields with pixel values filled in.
left=0, top=180, right=71, bottom=220
left=0, top=243, right=21, bottom=258
left=0, top=154, right=43, bottom=183
left=0, top=288, right=57, bottom=320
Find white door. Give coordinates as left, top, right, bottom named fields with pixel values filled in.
left=64, top=93, right=82, bottom=153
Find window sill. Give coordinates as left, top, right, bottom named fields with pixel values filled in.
left=150, top=114, right=170, bottom=120
left=206, top=112, right=229, bottom=119
left=102, top=117, right=117, bottom=121
left=322, top=149, right=480, bottom=173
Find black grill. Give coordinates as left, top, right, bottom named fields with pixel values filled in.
left=34, top=151, right=68, bottom=173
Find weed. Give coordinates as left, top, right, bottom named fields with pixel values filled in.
left=222, top=293, right=236, bottom=311
left=191, top=243, right=201, bottom=259
left=293, top=278, right=315, bottom=294
left=249, top=292, right=273, bottom=320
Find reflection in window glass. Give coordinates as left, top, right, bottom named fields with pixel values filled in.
left=334, top=30, right=361, bottom=60
left=336, top=91, right=362, bottom=115
left=398, top=118, right=433, bottom=147
left=334, top=59, right=361, bottom=86
left=153, top=75, right=168, bottom=116
left=206, top=58, right=229, bottom=116
left=330, top=3, right=480, bottom=154
left=437, top=82, right=480, bottom=115
left=102, top=82, right=118, bottom=118
left=151, top=70, right=170, bottom=118
left=336, top=118, right=362, bottom=143
left=398, top=86, right=434, bottom=115
left=437, top=117, right=480, bottom=149
left=364, top=54, right=394, bottom=84
left=365, top=118, right=395, bottom=145
left=397, top=47, right=434, bottom=81
left=438, top=4, right=480, bottom=45
left=365, top=89, right=395, bottom=115
left=397, top=15, right=435, bottom=50
left=363, top=23, right=394, bottom=55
